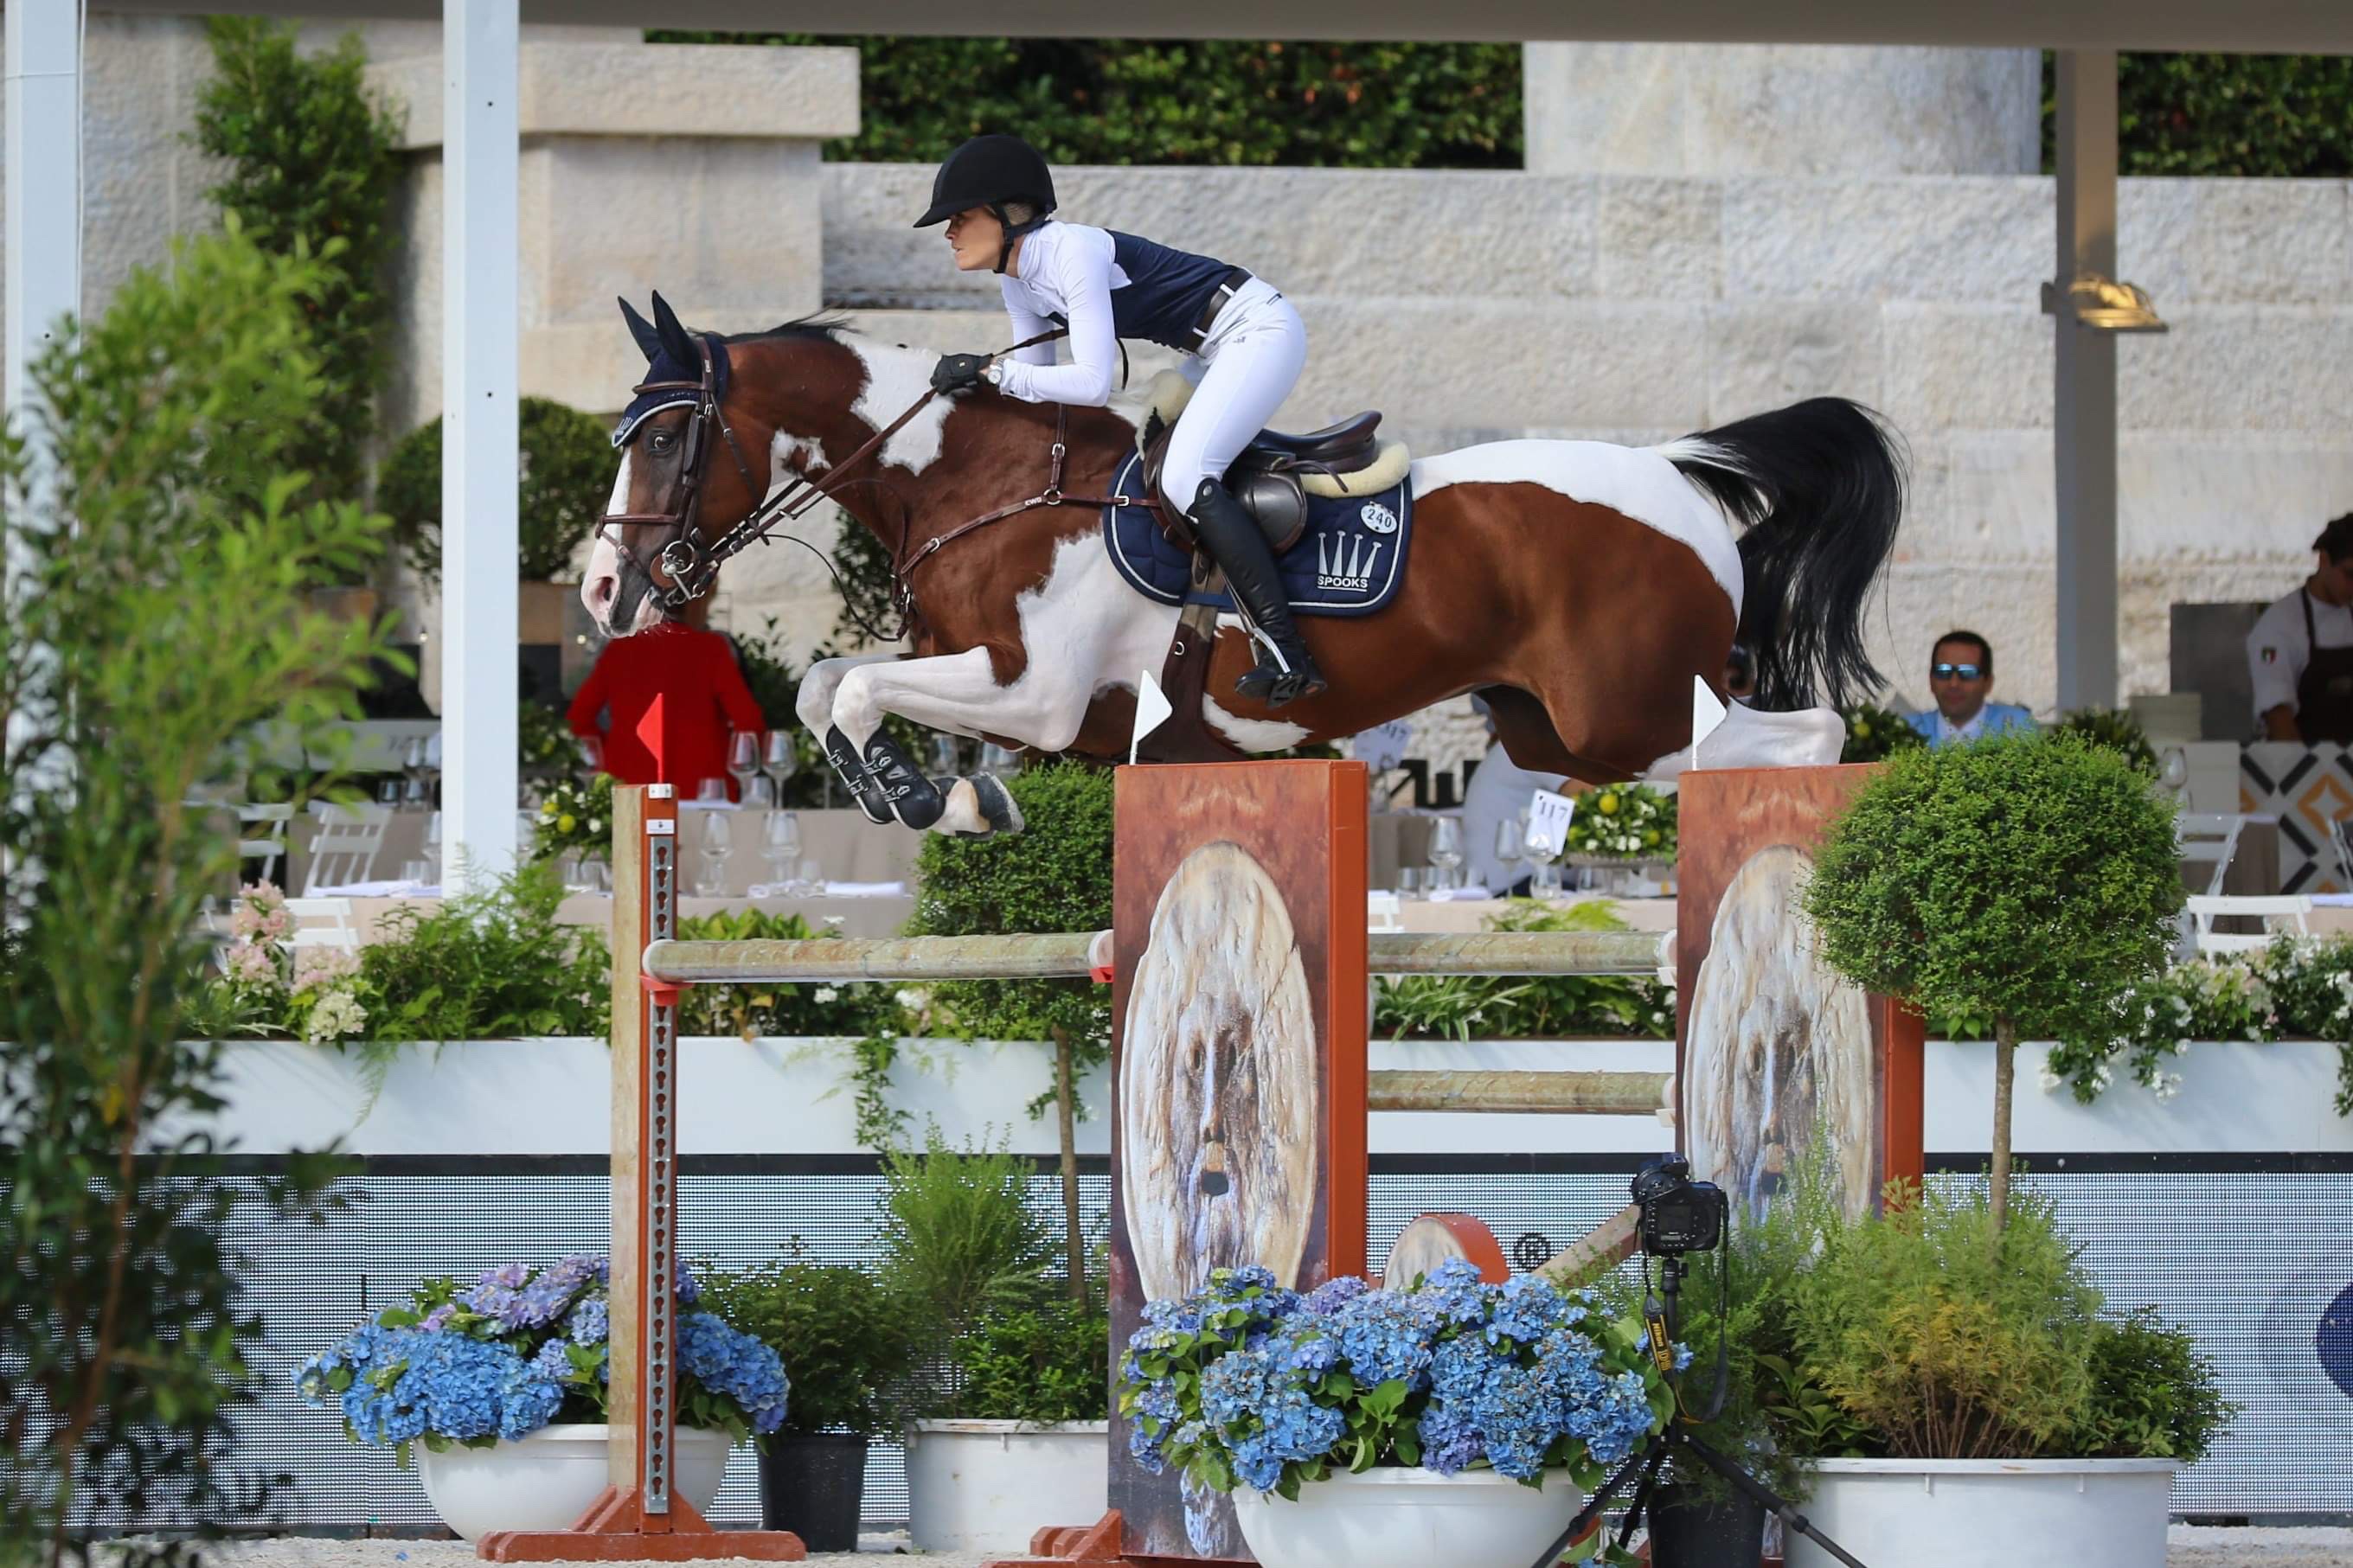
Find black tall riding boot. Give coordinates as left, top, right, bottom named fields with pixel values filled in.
left=1185, top=477, right=1327, bottom=707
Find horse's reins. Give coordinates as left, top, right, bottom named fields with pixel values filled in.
left=599, top=327, right=1143, bottom=637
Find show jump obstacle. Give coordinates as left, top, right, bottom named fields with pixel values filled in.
left=478, top=758, right=1920, bottom=1562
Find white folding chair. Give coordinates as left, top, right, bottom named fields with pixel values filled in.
left=1368, top=891, right=1403, bottom=932
left=235, top=803, right=294, bottom=887
left=2176, top=812, right=2246, bottom=899
left=2184, top=894, right=2311, bottom=957
left=282, top=898, right=360, bottom=953
left=302, top=803, right=391, bottom=895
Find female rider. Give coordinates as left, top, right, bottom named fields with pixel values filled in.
left=915, top=133, right=1325, bottom=708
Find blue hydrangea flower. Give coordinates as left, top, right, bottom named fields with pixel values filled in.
left=1326, top=1289, right=1439, bottom=1389
left=499, top=1366, right=566, bottom=1440
left=676, top=1309, right=789, bottom=1434
left=568, top=1296, right=609, bottom=1347
left=1303, top=1276, right=1369, bottom=1315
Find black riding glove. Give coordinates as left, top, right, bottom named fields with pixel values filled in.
left=931, top=353, right=989, bottom=394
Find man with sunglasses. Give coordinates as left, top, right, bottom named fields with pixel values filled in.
left=1906, top=630, right=2036, bottom=747
left=2247, top=513, right=2353, bottom=744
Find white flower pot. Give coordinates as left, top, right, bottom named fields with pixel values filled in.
left=414, top=1423, right=735, bottom=1542
left=903, top=1419, right=1108, bottom=1553
left=1233, top=1465, right=1586, bottom=1568
left=1786, top=1457, right=2177, bottom=1568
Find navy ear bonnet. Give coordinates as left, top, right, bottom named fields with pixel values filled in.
left=612, top=293, right=730, bottom=450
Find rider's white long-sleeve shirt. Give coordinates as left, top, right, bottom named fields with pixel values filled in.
left=992, top=222, right=1128, bottom=407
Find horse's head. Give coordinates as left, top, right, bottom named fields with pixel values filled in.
left=584, top=292, right=769, bottom=637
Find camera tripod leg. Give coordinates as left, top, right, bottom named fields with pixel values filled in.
left=1678, top=1432, right=1871, bottom=1568
left=1522, top=1442, right=1658, bottom=1568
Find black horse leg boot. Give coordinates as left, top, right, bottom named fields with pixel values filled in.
left=1185, top=477, right=1326, bottom=707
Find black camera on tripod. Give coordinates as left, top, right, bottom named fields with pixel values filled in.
left=1629, top=1154, right=1728, bottom=1256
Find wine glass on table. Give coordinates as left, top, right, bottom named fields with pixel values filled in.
left=695, top=806, right=733, bottom=898
left=761, top=810, right=803, bottom=893
left=1495, top=819, right=1528, bottom=894
left=762, top=731, right=799, bottom=803
left=1427, top=816, right=1465, bottom=894
left=727, top=731, right=760, bottom=803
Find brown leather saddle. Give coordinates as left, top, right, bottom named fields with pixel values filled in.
left=1139, top=406, right=1386, bottom=553
left=1127, top=407, right=1386, bottom=767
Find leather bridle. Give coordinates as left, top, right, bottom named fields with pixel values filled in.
left=599, top=330, right=1143, bottom=638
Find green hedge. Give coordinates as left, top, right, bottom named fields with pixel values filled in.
left=194, top=20, right=403, bottom=509
left=647, top=35, right=1521, bottom=168
left=378, top=397, right=615, bottom=584
left=2047, top=52, right=2353, bottom=177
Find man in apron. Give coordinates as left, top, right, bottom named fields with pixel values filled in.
left=2247, top=512, right=2353, bottom=744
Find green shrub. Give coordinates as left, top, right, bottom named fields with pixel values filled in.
left=1793, top=1183, right=2101, bottom=1458
left=2046, top=53, right=2353, bottom=178
left=2052, top=707, right=2157, bottom=778
left=0, top=226, right=390, bottom=1555
left=875, top=1128, right=1056, bottom=1342
left=674, top=908, right=907, bottom=1040
left=650, top=35, right=1522, bottom=169
left=910, top=761, right=1114, bottom=1057
left=1837, top=700, right=1926, bottom=765
left=1375, top=901, right=1671, bottom=1040
left=698, top=1261, right=919, bottom=1438
left=360, top=862, right=611, bottom=1040
left=939, top=1295, right=1111, bottom=1424
left=2070, top=1308, right=2235, bottom=1462
left=1805, top=731, right=2182, bottom=1226
left=194, top=19, right=402, bottom=515
left=380, top=397, right=617, bottom=584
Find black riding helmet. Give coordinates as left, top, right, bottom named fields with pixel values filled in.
left=913, top=134, right=1057, bottom=273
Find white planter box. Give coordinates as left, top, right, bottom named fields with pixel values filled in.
left=172, top=1035, right=2352, bottom=1159
left=1233, top=1466, right=1584, bottom=1568
left=414, top=1422, right=734, bottom=1542
left=903, top=1419, right=1108, bottom=1554
left=1785, top=1457, right=2177, bottom=1568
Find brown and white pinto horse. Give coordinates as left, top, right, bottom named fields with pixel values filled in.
left=583, top=296, right=1904, bottom=838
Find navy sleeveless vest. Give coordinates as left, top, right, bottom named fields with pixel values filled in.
left=1048, top=230, right=1236, bottom=351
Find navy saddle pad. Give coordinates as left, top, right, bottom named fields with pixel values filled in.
left=1100, top=450, right=1414, bottom=618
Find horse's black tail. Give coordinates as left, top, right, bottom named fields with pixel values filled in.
left=1660, top=397, right=1907, bottom=713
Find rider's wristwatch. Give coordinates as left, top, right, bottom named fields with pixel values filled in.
left=981, top=361, right=1003, bottom=387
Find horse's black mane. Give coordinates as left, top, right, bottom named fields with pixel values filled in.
left=722, top=313, right=854, bottom=345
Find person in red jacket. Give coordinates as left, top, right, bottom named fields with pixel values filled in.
left=567, top=602, right=766, bottom=795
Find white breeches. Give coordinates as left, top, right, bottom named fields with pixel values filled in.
left=1158, top=278, right=1308, bottom=509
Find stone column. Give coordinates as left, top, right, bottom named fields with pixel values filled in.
left=366, top=38, right=859, bottom=703
left=1524, top=43, right=2040, bottom=176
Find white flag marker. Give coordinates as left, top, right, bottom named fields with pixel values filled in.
left=1689, top=676, right=1728, bottom=768
left=1131, top=669, right=1174, bottom=765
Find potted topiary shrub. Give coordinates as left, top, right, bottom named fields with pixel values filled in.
left=294, top=1256, right=788, bottom=1542
left=907, top=760, right=1114, bottom=1302
left=907, top=1288, right=1113, bottom=1553
left=875, top=1129, right=1113, bottom=1553
left=698, top=1259, right=916, bottom=1552
left=1793, top=731, right=2203, bottom=1565
left=1776, top=1181, right=2230, bottom=1568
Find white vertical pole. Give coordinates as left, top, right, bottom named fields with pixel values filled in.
left=4, top=0, right=81, bottom=816
left=4, top=0, right=81, bottom=509
left=440, top=0, right=520, bottom=889
left=2053, top=49, right=2119, bottom=714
